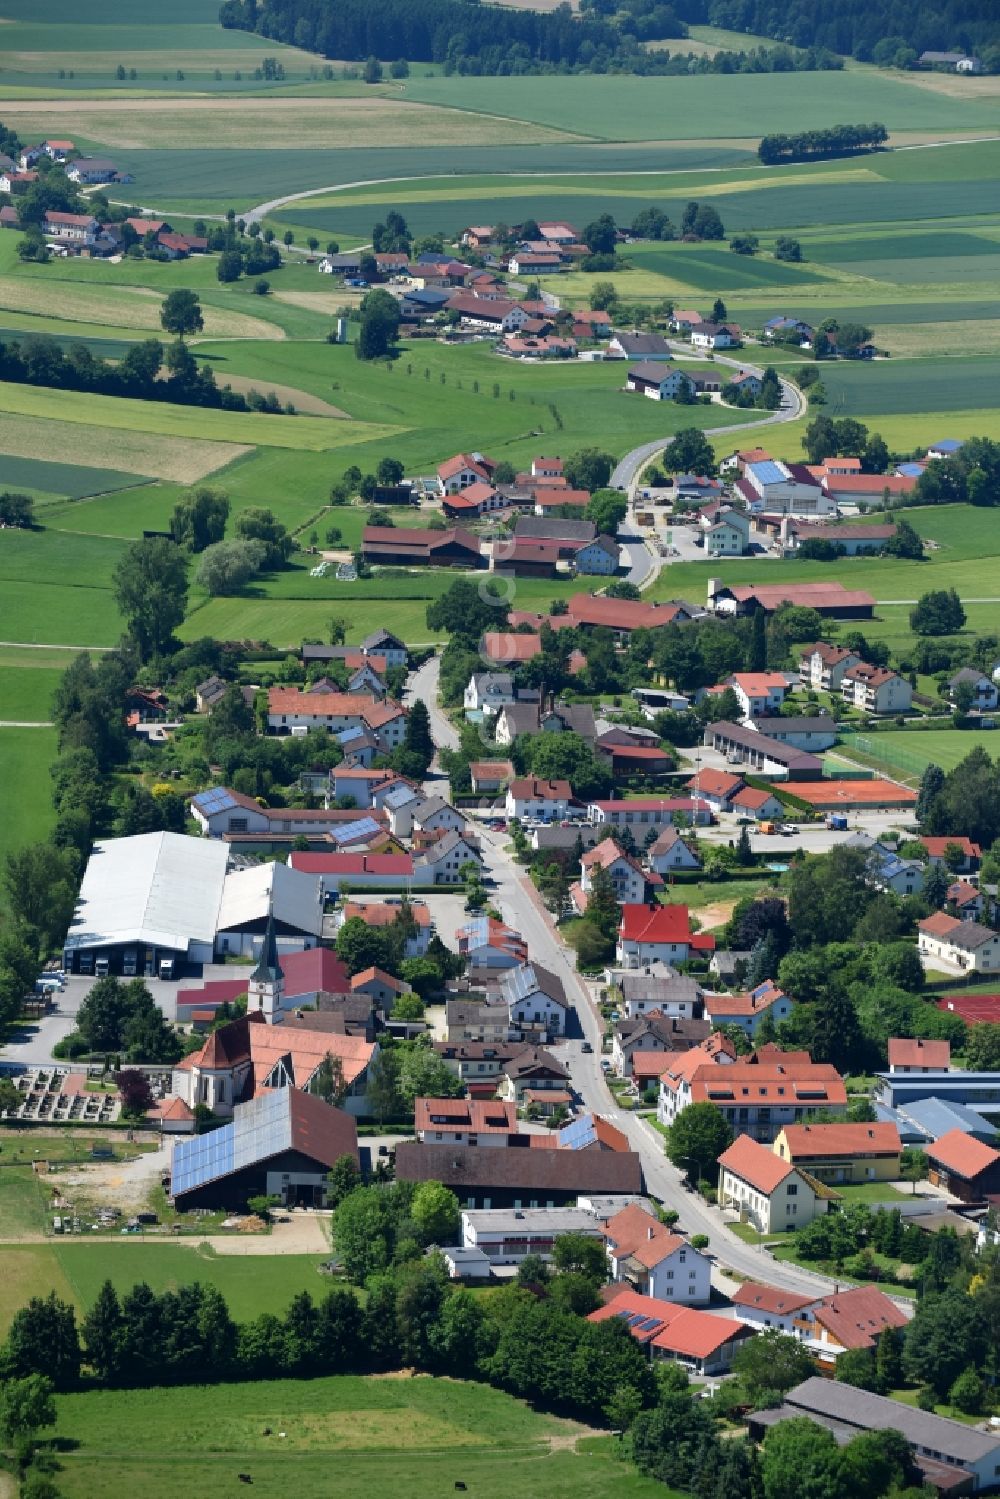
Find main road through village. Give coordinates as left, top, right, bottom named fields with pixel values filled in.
left=405, top=656, right=889, bottom=1304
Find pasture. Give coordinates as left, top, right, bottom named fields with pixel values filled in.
left=48, top=1376, right=672, bottom=1499
left=0, top=728, right=58, bottom=866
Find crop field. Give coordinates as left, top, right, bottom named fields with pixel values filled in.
left=0, top=728, right=58, bottom=865
left=0, top=409, right=251, bottom=483
left=817, top=357, right=1000, bottom=418
left=0, top=274, right=282, bottom=340
left=48, top=1375, right=671, bottom=1499
left=0, top=96, right=582, bottom=152
left=0, top=455, right=140, bottom=499
left=624, top=242, right=833, bottom=292
left=400, top=71, right=999, bottom=140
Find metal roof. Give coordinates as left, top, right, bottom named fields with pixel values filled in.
left=65, top=832, right=229, bottom=953
left=217, top=861, right=324, bottom=937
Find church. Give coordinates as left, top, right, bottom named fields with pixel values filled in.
left=172, top=913, right=378, bottom=1118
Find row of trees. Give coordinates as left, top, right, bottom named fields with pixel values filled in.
left=758, top=121, right=888, bottom=164
left=0, top=332, right=281, bottom=416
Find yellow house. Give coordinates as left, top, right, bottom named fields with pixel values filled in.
left=774, top=1122, right=902, bottom=1185
left=717, top=1133, right=835, bottom=1234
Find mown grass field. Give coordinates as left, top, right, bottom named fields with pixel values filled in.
left=0, top=728, right=58, bottom=867
left=843, top=728, right=1000, bottom=777
left=48, top=1376, right=672, bottom=1499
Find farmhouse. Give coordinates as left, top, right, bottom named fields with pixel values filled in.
left=66, top=156, right=126, bottom=184
left=608, top=331, right=672, bottom=360
left=626, top=363, right=693, bottom=400
left=918, top=911, right=1000, bottom=974
left=447, top=294, right=530, bottom=332
left=394, top=1139, right=643, bottom=1208
left=43, top=210, right=100, bottom=246
left=361, top=524, right=483, bottom=568
left=170, top=1087, right=358, bottom=1211
left=708, top=579, right=875, bottom=619
left=690, top=321, right=740, bottom=349
left=590, top=1289, right=756, bottom=1375
left=266, top=688, right=406, bottom=748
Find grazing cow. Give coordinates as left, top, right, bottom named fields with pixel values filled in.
left=238, top=1476, right=253, bottom=1485
left=455, top=1484, right=467, bottom=1492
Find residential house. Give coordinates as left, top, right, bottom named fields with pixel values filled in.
left=717, top=1133, right=832, bottom=1232
left=469, top=759, right=515, bottom=794
left=703, top=980, right=794, bottom=1039
left=690, top=321, right=740, bottom=349
left=350, top=966, right=410, bottom=1014
left=43, top=210, right=100, bottom=246
left=948, top=879, right=984, bottom=919
left=888, top=1038, right=951, bottom=1074
left=683, top=769, right=745, bottom=815
left=608, top=331, right=672, bottom=361
left=499, top=1045, right=571, bottom=1108
left=728, top=671, right=791, bottom=718
left=919, top=836, right=981, bottom=873
left=617, top=903, right=715, bottom=969
left=445, top=999, right=512, bottom=1045
left=617, top=973, right=704, bottom=1020
left=494, top=698, right=596, bottom=747
left=948, top=667, right=999, bottom=712
left=603, top=1202, right=711, bottom=1304
left=729, top=786, right=786, bottom=822
left=591, top=1289, right=756, bottom=1376
left=589, top=798, right=712, bottom=831
left=446, top=295, right=530, bottom=333
left=410, top=795, right=469, bottom=837
left=626, top=363, right=693, bottom=400
left=612, top=1012, right=710, bottom=1077
left=925, top=1129, right=1000, bottom=1203
left=432, top=1038, right=522, bottom=1093
left=763, top=316, right=814, bottom=344
left=730, top=1282, right=818, bottom=1335
left=339, top=899, right=431, bottom=959
left=579, top=838, right=653, bottom=905
left=841, top=662, right=913, bottom=715
left=774, top=1121, right=902, bottom=1184
left=66, top=156, right=124, bottom=183
left=266, top=688, right=405, bottom=749
left=505, top=777, right=573, bottom=822
left=668, top=309, right=702, bottom=333
left=870, top=847, right=925, bottom=897
left=415, top=1097, right=519, bottom=1146
left=917, top=912, right=1000, bottom=974
left=412, top=828, right=483, bottom=885
left=647, top=827, right=702, bottom=875
left=457, top=915, right=529, bottom=971
left=658, top=1042, right=847, bottom=1141
left=498, top=962, right=569, bottom=1039
left=704, top=507, right=751, bottom=557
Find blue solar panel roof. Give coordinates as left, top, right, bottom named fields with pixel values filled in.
left=558, top=1113, right=597, bottom=1151
left=171, top=1090, right=296, bottom=1197
left=748, top=460, right=787, bottom=487
left=192, top=787, right=238, bottom=815
left=330, top=817, right=380, bottom=846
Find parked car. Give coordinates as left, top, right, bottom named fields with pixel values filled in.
left=582, top=1041, right=593, bottom=1053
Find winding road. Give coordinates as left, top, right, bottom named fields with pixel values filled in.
left=408, top=656, right=906, bottom=1306
left=612, top=351, right=805, bottom=589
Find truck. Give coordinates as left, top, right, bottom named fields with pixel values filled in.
left=825, top=813, right=848, bottom=831
left=158, top=957, right=175, bottom=980
left=95, top=955, right=110, bottom=978
left=759, top=821, right=777, bottom=836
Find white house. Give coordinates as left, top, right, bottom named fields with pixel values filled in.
left=887, top=1037, right=950, bottom=1074
left=841, top=664, right=913, bottom=715
left=690, top=321, right=740, bottom=350
left=616, top=903, right=712, bottom=969
left=505, top=777, right=573, bottom=822
left=703, top=980, right=794, bottom=1040
left=705, top=508, right=750, bottom=557
left=729, top=672, right=790, bottom=718
left=718, top=1133, right=831, bottom=1233
left=617, top=973, right=704, bottom=1020
left=411, top=796, right=470, bottom=836
left=589, top=798, right=712, bottom=830
left=626, top=363, right=694, bottom=401
left=948, top=668, right=999, bottom=712
left=728, top=786, right=785, bottom=822
left=267, top=688, right=405, bottom=749
left=917, top=912, right=1000, bottom=974
left=647, top=827, right=702, bottom=875
left=465, top=672, right=516, bottom=717
left=603, top=1202, right=711, bottom=1304
left=580, top=838, right=651, bottom=905
left=499, top=962, right=568, bottom=1039
left=799, top=643, right=864, bottom=692
left=413, top=829, right=483, bottom=885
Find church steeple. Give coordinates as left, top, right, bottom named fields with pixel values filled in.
left=248, top=908, right=284, bottom=1021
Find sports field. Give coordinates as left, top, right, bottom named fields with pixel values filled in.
left=842, top=729, right=1000, bottom=780
left=48, top=1375, right=672, bottom=1499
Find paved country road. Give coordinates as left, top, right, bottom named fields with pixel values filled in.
left=611, top=352, right=805, bottom=589
left=412, top=657, right=910, bottom=1307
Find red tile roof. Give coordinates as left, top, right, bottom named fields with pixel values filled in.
left=730, top=672, right=789, bottom=695
left=925, top=1128, right=1000, bottom=1181
left=565, top=593, right=687, bottom=631
left=603, top=1203, right=685, bottom=1268
left=730, top=787, right=777, bottom=812
left=508, top=777, right=573, bottom=801
left=589, top=1288, right=752, bottom=1360
left=718, top=1134, right=796, bottom=1194
left=342, top=900, right=431, bottom=929
left=268, top=687, right=403, bottom=730
left=919, top=836, right=981, bottom=859
left=685, top=769, right=744, bottom=800
left=887, top=1038, right=950, bottom=1070
left=288, top=851, right=414, bottom=877
left=618, top=903, right=713, bottom=951
left=731, top=1282, right=816, bottom=1316
left=414, top=1097, right=518, bottom=1134
left=812, top=1285, right=908, bottom=1351
left=779, top=1122, right=901, bottom=1160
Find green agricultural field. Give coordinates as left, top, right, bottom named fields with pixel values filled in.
left=817, top=357, right=1000, bottom=419
left=0, top=530, right=124, bottom=647
left=0, top=456, right=140, bottom=500
left=0, top=661, right=61, bottom=720
left=400, top=71, right=999, bottom=141
left=49, top=1376, right=673, bottom=1499
left=0, top=728, right=57, bottom=867
left=624, top=242, right=833, bottom=293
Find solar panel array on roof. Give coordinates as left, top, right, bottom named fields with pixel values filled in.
left=192, top=788, right=238, bottom=815
left=748, top=460, right=788, bottom=487
left=171, top=1089, right=294, bottom=1197
left=330, top=817, right=381, bottom=845
left=502, top=963, right=538, bottom=1004
left=558, top=1113, right=597, bottom=1151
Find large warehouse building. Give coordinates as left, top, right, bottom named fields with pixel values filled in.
left=170, top=1087, right=359, bottom=1211
left=62, top=831, right=324, bottom=978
